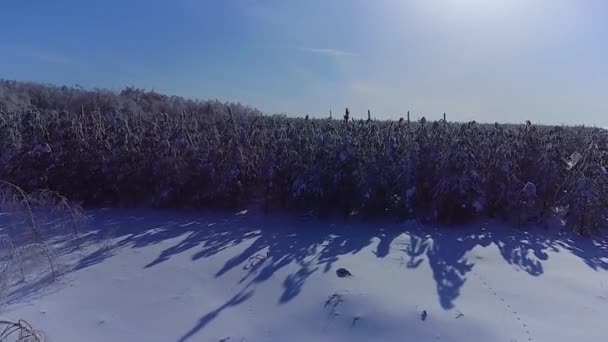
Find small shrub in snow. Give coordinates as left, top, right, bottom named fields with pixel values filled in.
left=0, top=181, right=83, bottom=298
left=0, top=319, right=45, bottom=342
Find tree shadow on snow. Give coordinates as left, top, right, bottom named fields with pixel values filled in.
left=177, top=289, right=253, bottom=342
left=15, top=209, right=608, bottom=341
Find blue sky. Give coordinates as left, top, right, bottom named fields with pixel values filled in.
left=1, top=0, right=606, bottom=125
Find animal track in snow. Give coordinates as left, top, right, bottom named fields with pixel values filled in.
left=473, top=271, right=533, bottom=342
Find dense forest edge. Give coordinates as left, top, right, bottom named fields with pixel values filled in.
left=0, top=79, right=607, bottom=235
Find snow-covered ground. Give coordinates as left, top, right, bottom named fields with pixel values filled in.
left=1, top=209, right=607, bottom=341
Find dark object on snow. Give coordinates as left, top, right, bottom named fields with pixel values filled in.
left=336, top=268, right=352, bottom=278
left=421, top=310, right=427, bottom=321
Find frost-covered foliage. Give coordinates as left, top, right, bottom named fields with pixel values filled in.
left=0, top=181, right=84, bottom=295
left=0, top=80, right=607, bottom=233
left=0, top=319, right=45, bottom=341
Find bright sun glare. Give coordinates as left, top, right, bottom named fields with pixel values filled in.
left=427, top=0, right=523, bottom=19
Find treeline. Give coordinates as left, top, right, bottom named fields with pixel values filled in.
left=0, top=80, right=606, bottom=233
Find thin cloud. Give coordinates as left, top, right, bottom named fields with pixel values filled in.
left=0, top=44, right=73, bottom=64
left=24, top=49, right=72, bottom=64
left=298, top=47, right=357, bottom=57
